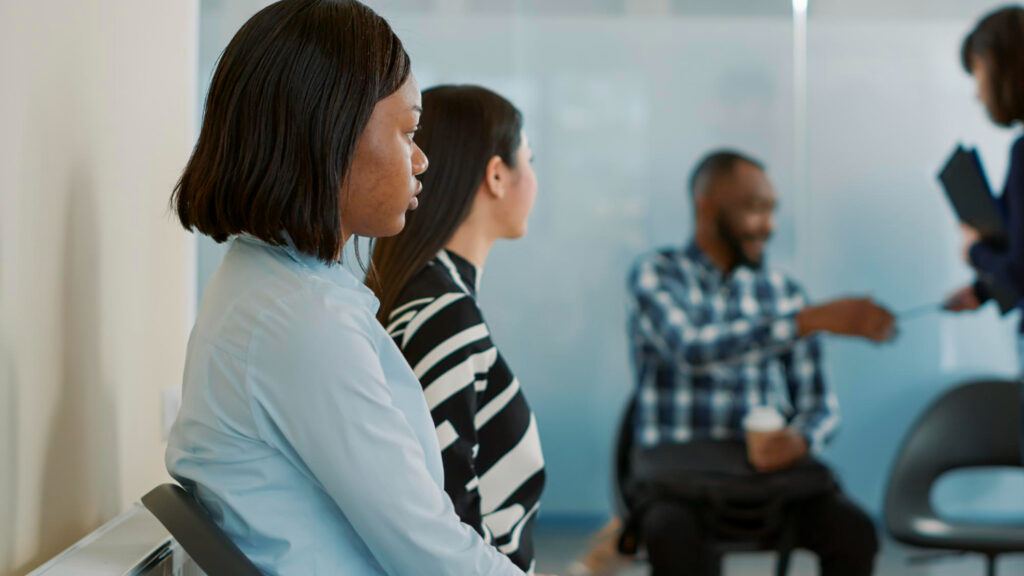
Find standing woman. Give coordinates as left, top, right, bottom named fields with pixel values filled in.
left=945, top=4, right=1024, bottom=460
left=368, top=85, right=546, bottom=573
left=165, top=3, right=525, bottom=575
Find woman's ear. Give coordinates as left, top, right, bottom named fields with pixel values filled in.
left=482, top=155, right=506, bottom=199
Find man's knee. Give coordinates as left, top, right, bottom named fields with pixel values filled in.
left=801, top=493, right=879, bottom=562
left=840, top=501, right=879, bottom=560
left=641, top=502, right=703, bottom=549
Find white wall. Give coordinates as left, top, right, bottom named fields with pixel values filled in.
left=0, top=2, right=197, bottom=574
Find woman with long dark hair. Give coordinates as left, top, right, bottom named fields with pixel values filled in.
left=367, top=85, right=546, bottom=573
left=165, top=3, right=525, bottom=574
left=945, top=4, right=1024, bottom=459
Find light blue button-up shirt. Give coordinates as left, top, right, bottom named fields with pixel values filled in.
left=166, top=235, right=523, bottom=576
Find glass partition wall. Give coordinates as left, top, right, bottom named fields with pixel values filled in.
left=194, top=0, right=1024, bottom=521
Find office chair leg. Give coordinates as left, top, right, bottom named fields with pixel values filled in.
left=775, top=550, right=791, bottom=576
left=986, top=553, right=997, bottom=576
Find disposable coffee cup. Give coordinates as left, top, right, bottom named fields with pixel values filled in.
left=742, top=405, right=786, bottom=466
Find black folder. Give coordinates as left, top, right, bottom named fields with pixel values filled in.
left=938, top=144, right=1017, bottom=312
left=938, top=145, right=1006, bottom=245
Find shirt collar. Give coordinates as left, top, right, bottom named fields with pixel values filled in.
left=683, top=240, right=719, bottom=275
left=682, top=240, right=759, bottom=283
left=235, top=233, right=380, bottom=312
left=436, top=249, right=481, bottom=297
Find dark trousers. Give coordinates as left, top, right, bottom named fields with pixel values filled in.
left=642, top=490, right=878, bottom=576
left=1017, top=338, right=1024, bottom=464
left=1019, top=380, right=1024, bottom=464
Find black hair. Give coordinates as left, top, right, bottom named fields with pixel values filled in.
left=689, top=149, right=765, bottom=200
left=171, top=0, right=411, bottom=262
left=367, top=85, right=523, bottom=323
left=962, top=5, right=1024, bottom=126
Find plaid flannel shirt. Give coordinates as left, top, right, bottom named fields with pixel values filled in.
left=627, top=243, right=840, bottom=453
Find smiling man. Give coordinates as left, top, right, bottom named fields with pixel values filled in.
left=620, top=149, right=894, bottom=576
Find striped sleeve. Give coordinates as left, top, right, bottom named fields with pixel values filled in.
left=387, top=293, right=498, bottom=538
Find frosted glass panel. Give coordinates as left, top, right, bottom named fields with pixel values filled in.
left=383, top=13, right=796, bottom=515
left=805, top=20, right=1022, bottom=517
left=196, top=1, right=1024, bottom=520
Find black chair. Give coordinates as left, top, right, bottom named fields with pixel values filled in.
left=613, top=396, right=793, bottom=576
left=142, top=483, right=263, bottom=576
left=612, top=395, right=638, bottom=521
left=885, top=379, right=1024, bottom=576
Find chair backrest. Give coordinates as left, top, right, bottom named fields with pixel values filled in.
left=885, top=379, right=1023, bottom=541
left=613, top=395, right=638, bottom=517
left=142, top=483, right=263, bottom=576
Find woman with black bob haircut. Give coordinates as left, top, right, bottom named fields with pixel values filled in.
left=165, top=2, right=525, bottom=575
left=367, top=85, right=546, bottom=573
left=944, top=4, right=1024, bottom=462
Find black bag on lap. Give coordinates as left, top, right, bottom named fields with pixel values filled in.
left=619, top=439, right=837, bottom=555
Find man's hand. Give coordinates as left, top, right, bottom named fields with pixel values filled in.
left=797, top=297, right=896, bottom=343
left=960, top=223, right=981, bottom=266
left=749, top=428, right=809, bottom=473
left=943, top=284, right=982, bottom=312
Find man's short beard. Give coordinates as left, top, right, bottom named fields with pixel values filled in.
left=717, top=213, right=765, bottom=270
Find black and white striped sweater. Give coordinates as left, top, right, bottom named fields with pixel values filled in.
left=386, top=249, right=546, bottom=573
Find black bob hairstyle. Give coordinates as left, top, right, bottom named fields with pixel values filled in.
left=171, top=0, right=411, bottom=262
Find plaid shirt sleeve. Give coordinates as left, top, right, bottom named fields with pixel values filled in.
left=627, top=254, right=802, bottom=368
left=779, top=285, right=841, bottom=453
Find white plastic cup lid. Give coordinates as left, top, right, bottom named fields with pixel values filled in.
left=743, top=405, right=786, bottom=432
